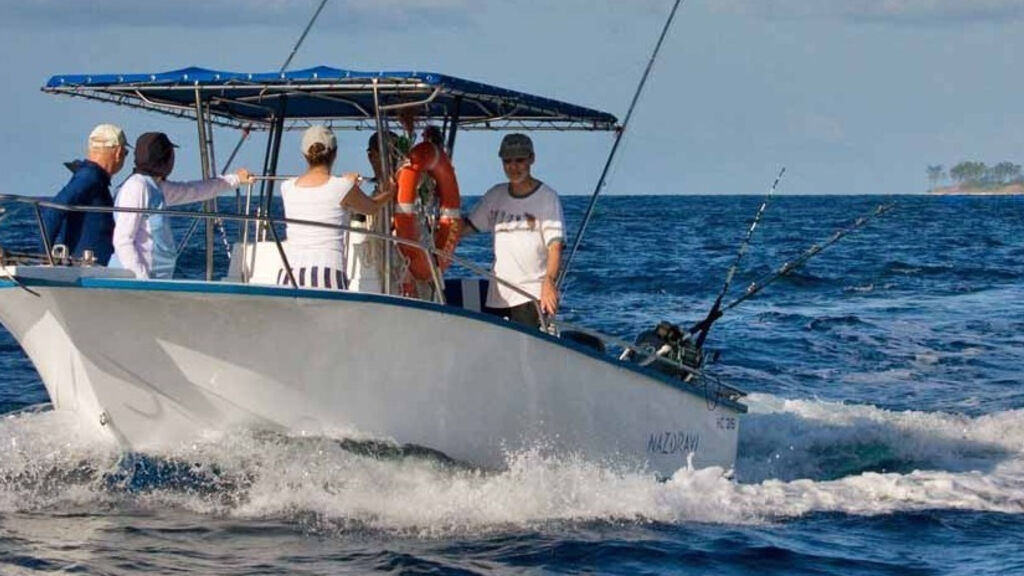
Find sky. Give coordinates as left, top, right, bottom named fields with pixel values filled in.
left=0, top=0, right=1022, bottom=196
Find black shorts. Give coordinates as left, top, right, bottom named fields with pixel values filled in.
left=487, top=301, right=542, bottom=329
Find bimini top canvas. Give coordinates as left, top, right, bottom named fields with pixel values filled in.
left=44, top=65, right=619, bottom=132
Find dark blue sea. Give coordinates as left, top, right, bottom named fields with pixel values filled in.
left=1, top=194, right=1023, bottom=575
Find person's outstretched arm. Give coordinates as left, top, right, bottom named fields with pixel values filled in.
left=341, top=174, right=393, bottom=214
left=160, top=169, right=250, bottom=206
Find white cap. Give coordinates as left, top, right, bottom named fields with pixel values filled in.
left=88, top=123, right=127, bottom=149
left=300, top=125, right=337, bottom=155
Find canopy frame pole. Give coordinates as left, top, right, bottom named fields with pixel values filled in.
left=262, top=105, right=294, bottom=288
left=241, top=180, right=254, bottom=283
left=557, top=0, right=685, bottom=293
left=205, top=97, right=226, bottom=272
left=377, top=87, right=443, bottom=113
left=261, top=104, right=287, bottom=232
left=256, top=121, right=278, bottom=241
left=373, top=81, right=447, bottom=302
left=372, top=79, right=393, bottom=296
left=174, top=106, right=220, bottom=257
left=221, top=126, right=251, bottom=217
left=445, top=96, right=462, bottom=156
left=194, top=87, right=216, bottom=281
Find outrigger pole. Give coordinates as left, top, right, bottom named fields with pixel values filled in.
left=715, top=203, right=896, bottom=315
left=280, top=0, right=329, bottom=74
left=691, top=167, right=785, bottom=348
left=188, top=1, right=328, bottom=278
left=688, top=202, right=895, bottom=344
left=557, top=0, right=685, bottom=292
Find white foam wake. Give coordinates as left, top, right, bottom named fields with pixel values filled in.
left=1, top=394, right=1022, bottom=534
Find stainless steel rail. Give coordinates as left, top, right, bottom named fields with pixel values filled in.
left=0, top=191, right=741, bottom=398
left=0, top=192, right=536, bottom=315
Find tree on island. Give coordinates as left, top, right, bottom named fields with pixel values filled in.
left=950, top=161, right=989, bottom=186
left=929, top=160, right=1022, bottom=190
left=991, top=161, right=1022, bottom=184
left=926, top=165, right=944, bottom=191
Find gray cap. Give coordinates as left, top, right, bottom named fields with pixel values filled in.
left=498, top=133, right=533, bottom=159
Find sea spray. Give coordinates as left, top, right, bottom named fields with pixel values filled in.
left=2, top=396, right=1022, bottom=536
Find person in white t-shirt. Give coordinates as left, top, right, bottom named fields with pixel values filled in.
left=464, top=133, right=564, bottom=328
left=278, top=125, right=393, bottom=290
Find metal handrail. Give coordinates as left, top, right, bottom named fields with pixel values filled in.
left=0, top=193, right=737, bottom=383
left=0, top=192, right=543, bottom=319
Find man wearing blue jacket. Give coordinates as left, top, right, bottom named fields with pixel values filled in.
left=40, top=123, right=129, bottom=264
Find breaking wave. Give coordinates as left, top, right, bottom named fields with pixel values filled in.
left=2, top=393, right=1022, bottom=536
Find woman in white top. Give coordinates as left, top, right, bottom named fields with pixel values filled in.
left=278, top=125, right=393, bottom=290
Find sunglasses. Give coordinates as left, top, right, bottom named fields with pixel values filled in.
left=502, top=157, right=531, bottom=165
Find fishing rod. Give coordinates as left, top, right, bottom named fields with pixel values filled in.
left=230, top=0, right=326, bottom=163
left=185, top=0, right=328, bottom=257
left=691, top=166, right=785, bottom=349
left=629, top=202, right=895, bottom=377
left=280, top=0, right=329, bottom=74
left=557, top=0, right=686, bottom=294
left=712, top=202, right=895, bottom=316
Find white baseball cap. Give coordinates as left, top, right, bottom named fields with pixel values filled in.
left=88, top=123, right=128, bottom=149
left=300, top=125, right=337, bottom=155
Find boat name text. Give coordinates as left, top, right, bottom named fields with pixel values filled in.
left=647, top=431, right=700, bottom=455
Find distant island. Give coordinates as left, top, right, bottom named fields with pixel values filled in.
left=931, top=183, right=1024, bottom=195
left=927, top=161, right=1023, bottom=195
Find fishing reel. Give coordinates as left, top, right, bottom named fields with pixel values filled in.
left=625, top=321, right=717, bottom=382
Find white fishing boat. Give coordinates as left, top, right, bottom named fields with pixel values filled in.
left=0, top=65, right=747, bottom=477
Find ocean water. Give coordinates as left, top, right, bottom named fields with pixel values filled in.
left=1, top=194, right=1023, bottom=575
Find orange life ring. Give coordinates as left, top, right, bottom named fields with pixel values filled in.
left=394, top=141, right=461, bottom=282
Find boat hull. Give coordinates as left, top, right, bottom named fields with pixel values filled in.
left=0, top=269, right=742, bottom=476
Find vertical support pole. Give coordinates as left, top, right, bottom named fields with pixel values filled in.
left=261, top=106, right=286, bottom=243
left=205, top=104, right=221, bottom=273
left=205, top=108, right=218, bottom=178
left=194, top=87, right=214, bottom=280
left=256, top=121, right=278, bottom=241
left=372, top=80, right=392, bottom=295
left=241, top=181, right=254, bottom=283
left=220, top=126, right=252, bottom=226
left=445, top=96, right=461, bottom=157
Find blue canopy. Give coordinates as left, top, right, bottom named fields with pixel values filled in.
left=43, top=66, right=618, bottom=132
